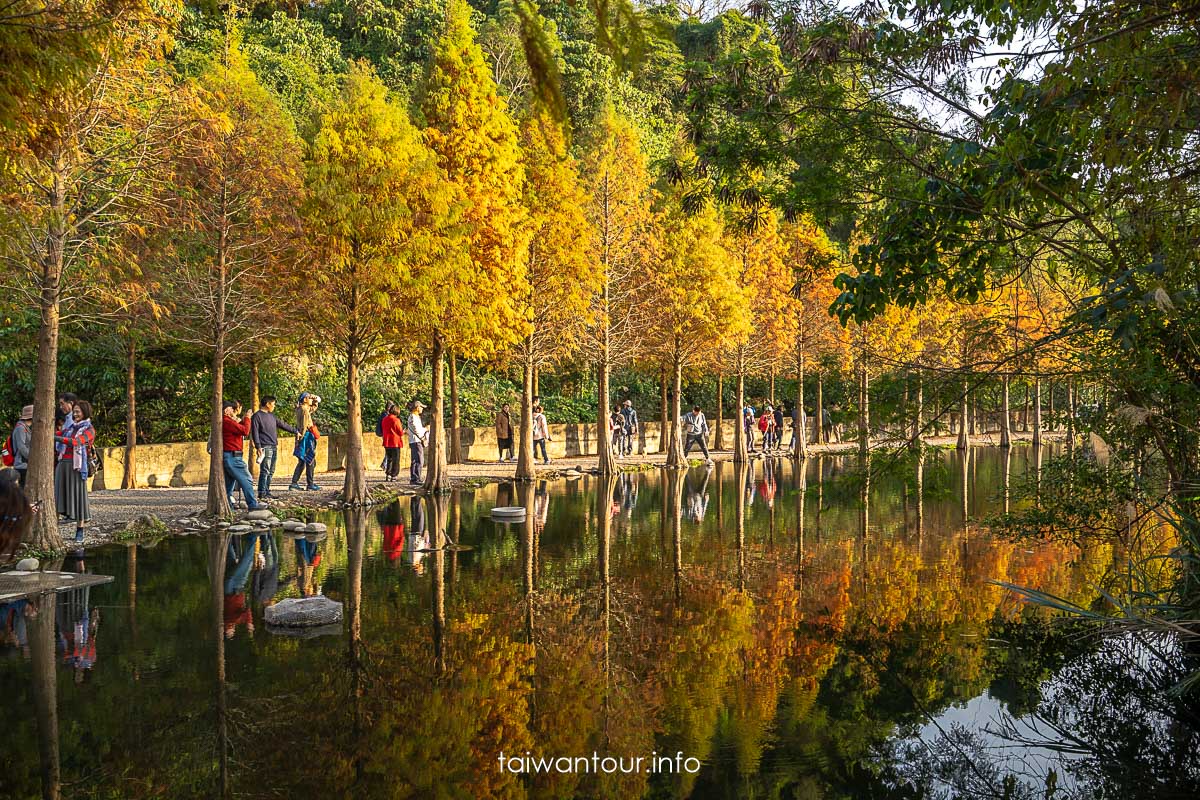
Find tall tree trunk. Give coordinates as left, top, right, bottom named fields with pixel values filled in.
left=1047, top=380, right=1055, bottom=431
left=1022, top=382, right=1030, bottom=432
left=858, top=359, right=870, bottom=460
left=665, top=354, right=685, bottom=468
left=423, top=330, right=449, bottom=493
left=26, top=158, right=66, bottom=550
left=597, top=356, right=616, bottom=475
left=968, top=390, right=976, bottom=435
left=814, top=373, right=824, bottom=445
left=794, top=334, right=807, bottom=460
left=911, top=374, right=923, bottom=449
left=714, top=372, right=724, bottom=450
left=1000, top=375, right=1012, bottom=448
left=207, top=336, right=229, bottom=516
left=343, top=345, right=367, bottom=504
left=1032, top=376, right=1043, bottom=447
left=957, top=378, right=970, bottom=450
left=30, top=591, right=60, bottom=800
left=1067, top=379, right=1077, bottom=457
left=734, top=351, right=748, bottom=463
left=769, top=368, right=776, bottom=405
left=122, top=338, right=138, bottom=489
left=249, top=356, right=260, bottom=479
left=448, top=352, right=461, bottom=465
left=516, top=348, right=537, bottom=481
left=658, top=367, right=668, bottom=455
left=532, top=365, right=540, bottom=398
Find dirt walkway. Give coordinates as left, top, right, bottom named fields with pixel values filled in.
left=47, top=430, right=1060, bottom=551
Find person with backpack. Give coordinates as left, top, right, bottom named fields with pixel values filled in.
left=5, top=405, right=32, bottom=488
left=380, top=404, right=405, bottom=481
left=250, top=396, right=296, bottom=500
left=619, top=400, right=638, bottom=456
left=288, top=392, right=321, bottom=491
left=54, top=399, right=96, bottom=543
left=532, top=404, right=551, bottom=465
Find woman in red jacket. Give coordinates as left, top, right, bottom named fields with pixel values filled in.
left=380, top=405, right=405, bottom=482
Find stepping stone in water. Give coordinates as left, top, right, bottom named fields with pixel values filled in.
left=281, top=520, right=304, bottom=531
left=304, top=522, right=327, bottom=533
left=246, top=509, right=273, bottom=521
left=228, top=524, right=253, bottom=533
left=264, top=596, right=342, bottom=628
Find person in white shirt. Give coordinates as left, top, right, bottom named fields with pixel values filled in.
left=532, top=405, right=551, bottom=464
left=682, top=405, right=711, bottom=460
left=406, top=400, right=428, bottom=484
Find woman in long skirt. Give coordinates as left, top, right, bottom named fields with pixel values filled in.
left=55, top=399, right=96, bottom=543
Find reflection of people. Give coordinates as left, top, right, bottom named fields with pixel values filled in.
left=224, top=535, right=259, bottom=637
left=534, top=481, right=550, bottom=535
left=617, top=473, right=638, bottom=517
left=252, top=534, right=281, bottom=605
left=758, top=460, right=777, bottom=508
left=745, top=460, right=757, bottom=506
left=294, top=536, right=324, bottom=597
left=1, top=598, right=31, bottom=656
left=56, top=553, right=98, bottom=682
left=406, top=495, right=428, bottom=574
left=379, top=504, right=405, bottom=563
left=684, top=468, right=710, bottom=524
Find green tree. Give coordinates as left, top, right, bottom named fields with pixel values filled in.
left=513, top=109, right=597, bottom=480
left=303, top=64, right=464, bottom=503
left=418, top=0, right=532, bottom=492
left=159, top=28, right=304, bottom=516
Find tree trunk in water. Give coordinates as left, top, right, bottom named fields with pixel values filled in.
left=207, top=339, right=229, bottom=517
left=658, top=367, right=668, bottom=454
left=1047, top=381, right=1055, bottom=431
left=665, top=356, right=686, bottom=468
left=122, top=338, right=138, bottom=489
left=448, top=352, right=461, bottom=465
left=1000, top=375, right=1012, bottom=448
left=249, top=356, right=260, bottom=479
left=423, top=331, right=449, bottom=493
left=1067, top=379, right=1077, bottom=457
left=957, top=379, right=970, bottom=450
left=1032, top=376, right=1043, bottom=447
left=30, top=591, right=60, bottom=800
left=596, top=357, right=616, bottom=475
left=209, top=533, right=230, bottom=799
left=1022, top=383, right=1030, bottom=432
left=857, top=361, right=870, bottom=460
left=794, top=336, right=807, bottom=460
left=343, top=349, right=367, bottom=504
left=516, top=350, right=537, bottom=480
left=968, top=390, right=976, bottom=435
left=714, top=372, right=724, bottom=450
left=814, top=373, right=824, bottom=444
left=734, top=357, right=748, bottom=464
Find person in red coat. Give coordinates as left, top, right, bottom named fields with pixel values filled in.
left=380, top=405, right=406, bottom=482
left=221, top=400, right=265, bottom=510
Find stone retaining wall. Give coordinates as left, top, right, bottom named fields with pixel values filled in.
left=92, top=420, right=746, bottom=489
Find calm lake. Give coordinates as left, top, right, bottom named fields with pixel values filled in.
left=2, top=445, right=1197, bottom=799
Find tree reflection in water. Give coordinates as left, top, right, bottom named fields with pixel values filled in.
left=0, top=446, right=1194, bottom=799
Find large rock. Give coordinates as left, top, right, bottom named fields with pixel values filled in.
left=228, top=523, right=253, bottom=533
left=15, top=558, right=38, bottom=571
left=245, top=509, right=273, bottom=521
left=264, top=596, right=343, bottom=628
left=281, top=520, right=304, bottom=531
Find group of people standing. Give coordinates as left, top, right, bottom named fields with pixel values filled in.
left=377, top=399, right=429, bottom=485
left=2, top=392, right=97, bottom=543
left=492, top=398, right=553, bottom=465
left=221, top=392, right=324, bottom=509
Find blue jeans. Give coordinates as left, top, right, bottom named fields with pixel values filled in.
left=223, top=451, right=260, bottom=509
left=256, top=445, right=277, bottom=497
left=534, top=439, right=549, bottom=461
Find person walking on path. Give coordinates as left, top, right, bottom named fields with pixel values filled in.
left=381, top=404, right=405, bottom=481
left=610, top=404, right=624, bottom=458
left=683, top=405, right=712, bottom=460
left=406, top=400, right=428, bottom=485
left=743, top=406, right=756, bottom=452
left=221, top=400, right=267, bottom=511
left=773, top=405, right=785, bottom=450
left=250, top=396, right=296, bottom=500
left=532, top=405, right=551, bottom=465
left=11, top=405, right=32, bottom=488
left=495, top=403, right=515, bottom=462
left=619, top=400, right=638, bottom=456
left=55, top=400, right=96, bottom=542
left=289, top=393, right=322, bottom=491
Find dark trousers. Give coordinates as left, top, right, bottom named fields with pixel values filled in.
left=383, top=446, right=401, bottom=478
left=684, top=434, right=710, bottom=458
left=291, top=458, right=315, bottom=488
left=534, top=439, right=549, bottom=462
left=409, top=442, right=424, bottom=483
left=620, top=432, right=633, bottom=455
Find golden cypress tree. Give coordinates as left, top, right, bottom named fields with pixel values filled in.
left=418, top=0, right=531, bottom=491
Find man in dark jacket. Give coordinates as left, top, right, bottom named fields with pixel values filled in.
left=250, top=396, right=297, bottom=500
left=619, top=400, right=638, bottom=456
